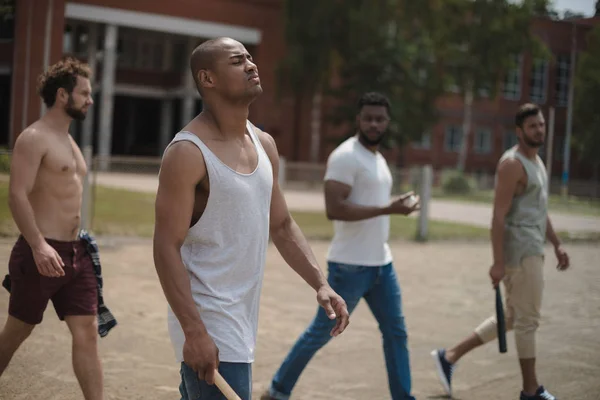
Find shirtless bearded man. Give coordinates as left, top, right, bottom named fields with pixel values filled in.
left=0, top=57, right=104, bottom=400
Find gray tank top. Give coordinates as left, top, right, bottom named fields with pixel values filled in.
left=164, top=120, right=273, bottom=363
left=499, top=147, right=548, bottom=267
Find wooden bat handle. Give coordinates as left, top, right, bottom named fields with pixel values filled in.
left=214, top=370, right=242, bottom=400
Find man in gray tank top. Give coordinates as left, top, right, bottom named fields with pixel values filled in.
left=431, top=104, right=570, bottom=400
left=153, top=37, right=349, bottom=400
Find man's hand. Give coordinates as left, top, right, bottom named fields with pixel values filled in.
left=489, top=263, right=505, bottom=287
left=388, top=191, right=420, bottom=216
left=183, top=330, right=220, bottom=385
left=316, top=285, right=350, bottom=337
left=555, top=245, right=570, bottom=271
left=32, top=241, right=65, bottom=277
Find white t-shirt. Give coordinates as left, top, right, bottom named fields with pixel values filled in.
left=324, top=136, right=393, bottom=266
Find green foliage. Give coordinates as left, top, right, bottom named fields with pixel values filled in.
left=437, top=0, right=550, bottom=99
left=441, top=170, right=476, bottom=195
left=573, top=24, right=600, bottom=165
left=326, top=0, right=445, bottom=148
left=278, top=0, right=551, bottom=153
left=275, top=0, right=338, bottom=98
left=0, top=149, right=10, bottom=173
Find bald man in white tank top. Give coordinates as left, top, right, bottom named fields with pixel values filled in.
left=153, top=37, right=349, bottom=400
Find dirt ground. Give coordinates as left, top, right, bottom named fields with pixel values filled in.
left=0, top=238, right=599, bottom=400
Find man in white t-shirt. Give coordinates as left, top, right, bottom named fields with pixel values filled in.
left=262, top=92, right=419, bottom=400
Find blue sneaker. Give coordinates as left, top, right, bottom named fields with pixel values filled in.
left=520, top=386, right=557, bottom=400
left=431, top=349, right=455, bottom=396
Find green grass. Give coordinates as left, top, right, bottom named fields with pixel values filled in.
left=0, top=181, right=598, bottom=243
left=290, top=211, right=490, bottom=241
left=429, top=188, right=600, bottom=217
left=90, top=185, right=157, bottom=237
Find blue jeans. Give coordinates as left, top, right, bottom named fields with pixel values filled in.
left=268, top=262, right=415, bottom=400
left=179, top=361, right=252, bottom=400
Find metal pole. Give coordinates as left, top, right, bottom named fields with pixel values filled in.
left=81, top=146, right=93, bottom=231
left=417, top=165, right=433, bottom=241
left=546, top=107, right=555, bottom=190
left=98, top=24, right=118, bottom=171
left=562, top=22, right=577, bottom=198
left=40, top=0, right=53, bottom=117
left=82, top=23, right=98, bottom=151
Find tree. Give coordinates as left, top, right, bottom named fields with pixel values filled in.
left=277, top=0, right=338, bottom=162
left=278, top=0, right=447, bottom=160
left=573, top=24, right=600, bottom=182
left=326, top=0, right=446, bottom=149
left=596, top=0, right=600, bottom=17
left=436, top=0, right=550, bottom=172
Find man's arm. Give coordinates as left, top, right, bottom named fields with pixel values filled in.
left=257, top=130, right=349, bottom=336
left=545, top=217, right=560, bottom=248
left=325, top=180, right=415, bottom=221
left=8, top=129, right=47, bottom=248
left=153, top=142, right=208, bottom=337
left=489, top=159, right=522, bottom=285
left=546, top=216, right=570, bottom=270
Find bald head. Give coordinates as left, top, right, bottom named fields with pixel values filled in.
left=190, top=37, right=241, bottom=92
left=188, top=37, right=262, bottom=102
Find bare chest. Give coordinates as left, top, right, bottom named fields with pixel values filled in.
left=39, top=141, right=85, bottom=182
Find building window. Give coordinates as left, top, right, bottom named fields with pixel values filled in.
left=529, top=58, right=548, bottom=104
left=474, top=128, right=492, bottom=154
left=0, top=0, right=15, bottom=40
left=503, top=130, right=518, bottom=150
left=555, top=54, right=570, bottom=107
left=412, top=131, right=431, bottom=149
left=117, top=30, right=166, bottom=71
left=445, top=126, right=463, bottom=152
left=503, top=54, right=522, bottom=101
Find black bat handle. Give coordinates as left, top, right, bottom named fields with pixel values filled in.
left=496, top=285, right=507, bottom=353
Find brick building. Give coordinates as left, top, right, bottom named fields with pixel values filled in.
left=1, top=0, right=291, bottom=161
left=313, top=16, right=599, bottom=182
left=396, top=16, right=600, bottom=181
left=0, top=2, right=598, bottom=182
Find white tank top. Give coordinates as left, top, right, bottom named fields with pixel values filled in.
left=164, top=121, right=273, bottom=363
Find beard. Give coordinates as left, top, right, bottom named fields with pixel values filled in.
left=522, top=135, right=544, bottom=149
left=358, top=129, right=386, bottom=146
left=65, top=97, right=87, bottom=121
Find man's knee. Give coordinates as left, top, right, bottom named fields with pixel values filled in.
left=299, top=318, right=336, bottom=348
left=66, top=316, right=98, bottom=348
left=1, top=316, right=35, bottom=348
left=514, top=312, right=540, bottom=335
left=380, top=314, right=408, bottom=340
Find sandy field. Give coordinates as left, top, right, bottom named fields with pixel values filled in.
left=0, top=238, right=599, bottom=400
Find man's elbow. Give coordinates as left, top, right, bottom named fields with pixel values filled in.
left=491, top=213, right=505, bottom=228
left=325, top=202, right=343, bottom=221
left=8, top=189, right=26, bottom=210
left=153, top=234, right=182, bottom=265
left=270, top=214, right=293, bottom=238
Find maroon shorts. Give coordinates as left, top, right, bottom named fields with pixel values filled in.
left=8, top=235, right=98, bottom=325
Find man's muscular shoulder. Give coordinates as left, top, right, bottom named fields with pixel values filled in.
left=14, top=124, right=50, bottom=153
left=253, top=126, right=279, bottom=163
left=496, top=156, right=525, bottom=184
left=160, top=140, right=207, bottom=186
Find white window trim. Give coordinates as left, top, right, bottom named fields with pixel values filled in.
left=65, top=3, right=262, bottom=45
left=444, top=126, right=462, bottom=153
left=474, top=128, right=492, bottom=154
left=503, top=54, right=523, bottom=101
left=530, top=58, right=549, bottom=105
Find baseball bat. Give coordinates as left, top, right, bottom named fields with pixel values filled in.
left=214, top=370, right=242, bottom=400
left=495, top=285, right=507, bottom=353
